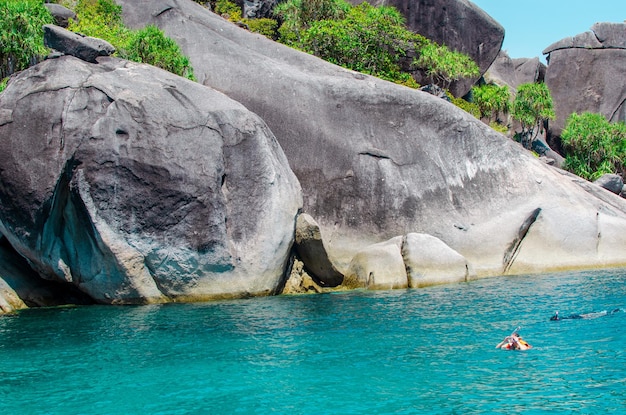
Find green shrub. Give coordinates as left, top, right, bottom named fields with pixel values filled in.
left=561, top=112, right=626, bottom=180
left=125, top=25, right=195, bottom=80
left=0, top=0, right=53, bottom=77
left=511, top=82, right=555, bottom=149
left=297, top=3, right=422, bottom=79
left=0, top=77, right=7, bottom=93
left=69, top=0, right=130, bottom=42
left=413, top=41, right=479, bottom=91
left=214, top=0, right=241, bottom=20
left=449, top=95, right=481, bottom=119
left=471, top=83, right=511, bottom=122
left=489, top=121, right=509, bottom=134
left=68, top=0, right=194, bottom=80
left=243, top=18, right=279, bottom=39
left=275, top=0, right=478, bottom=92
left=275, top=0, right=349, bottom=45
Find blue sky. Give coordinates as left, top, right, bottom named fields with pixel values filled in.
left=471, top=0, right=626, bottom=62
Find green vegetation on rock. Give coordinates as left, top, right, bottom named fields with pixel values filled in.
left=68, top=0, right=195, bottom=80
left=293, top=2, right=425, bottom=83
left=214, top=0, right=242, bottom=20
left=414, top=41, right=479, bottom=90
left=125, top=25, right=196, bottom=80
left=275, top=0, right=478, bottom=90
left=274, top=0, right=350, bottom=45
left=471, top=83, right=511, bottom=123
left=561, top=112, right=626, bottom=180
left=447, top=93, right=481, bottom=119
left=0, top=0, right=53, bottom=79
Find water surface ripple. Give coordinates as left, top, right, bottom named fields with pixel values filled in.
left=1, top=269, right=625, bottom=414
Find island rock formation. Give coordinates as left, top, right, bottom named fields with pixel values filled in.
left=2, top=1, right=626, bottom=311
left=0, top=55, right=302, bottom=306
left=119, top=0, right=626, bottom=278
left=543, top=22, right=626, bottom=138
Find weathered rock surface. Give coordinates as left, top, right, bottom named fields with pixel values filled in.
left=119, top=0, right=626, bottom=278
left=44, top=24, right=116, bottom=63
left=343, top=236, right=408, bottom=290
left=282, top=258, right=325, bottom=294
left=294, top=213, right=343, bottom=286
left=0, top=56, right=302, bottom=305
left=242, top=0, right=277, bottom=18
left=344, top=232, right=473, bottom=290
left=347, top=0, right=505, bottom=97
left=485, top=50, right=546, bottom=91
left=0, top=237, right=93, bottom=311
left=594, top=174, right=624, bottom=195
left=544, top=22, right=626, bottom=137
left=402, top=233, right=473, bottom=288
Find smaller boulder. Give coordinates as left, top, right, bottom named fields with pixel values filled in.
left=594, top=174, right=624, bottom=195
left=419, top=84, right=451, bottom=101
left=512, top=57, right=546, bottom=86
left=0, top=278, right=26, bottom=314
left=243, top=0, right=277, bottom=18
left=343, top=236, right=408, bottom=290
left=294, top=213, right=343, bottom=286
left=44, top=4, right=77, bottom=28
left=281, top=258, right=324, bottom=294
left=402, top=233, right=473, bottom=288
left=485, top=51, right=546, bottom=91
left=591, top=22, right=626, bottom=49
left=43, top=24, right=115, bottom=63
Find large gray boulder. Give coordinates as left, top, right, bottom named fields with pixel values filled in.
left=0, top=56, right=302, bottom=304
left=118, top=0, right=626, bottom=277
left=347, top=0, right=504, bottom=97
left=544, top=22, right=626, bottom=137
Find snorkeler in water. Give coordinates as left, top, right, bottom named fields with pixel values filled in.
left=496, top=327, right=532, bottom=350
left=550, top=309, right=621, bottom=321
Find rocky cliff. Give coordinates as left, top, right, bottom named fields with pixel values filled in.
left=544, top=22, right=626, bottom=138
left=119, top=0, right=626, bottom=276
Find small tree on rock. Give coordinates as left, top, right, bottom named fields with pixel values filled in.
left=471, top=83, right=511, bottom=125
left=511, top=82, right=555, bottom=149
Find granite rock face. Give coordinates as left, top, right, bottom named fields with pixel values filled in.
left=118, top=0, right=626, bottom=278
left=485, top=50, right=546, bottom=91
left=544, top=22, right=626, bottom=137
left=0, top=56, right=302, bottom=305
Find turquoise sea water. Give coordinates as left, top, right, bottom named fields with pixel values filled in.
left=1, top=269, right=625, bottom=414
